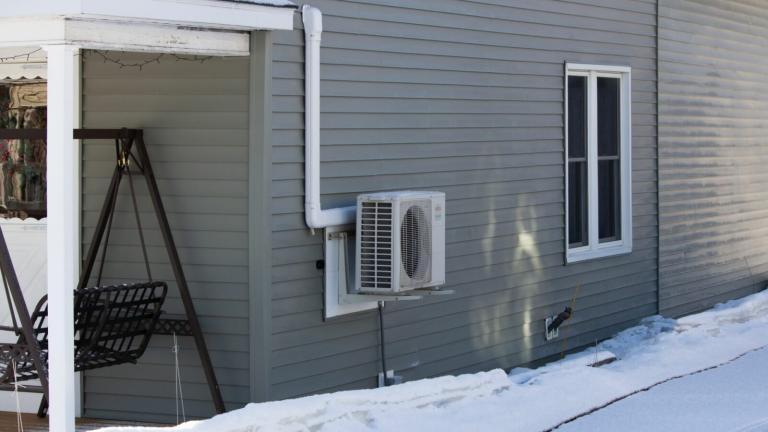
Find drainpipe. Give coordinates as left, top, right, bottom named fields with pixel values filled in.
left=303, top=5, right=356, bottom=230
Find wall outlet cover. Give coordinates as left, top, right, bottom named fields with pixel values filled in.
left=545, top=316, right=560, bottom=341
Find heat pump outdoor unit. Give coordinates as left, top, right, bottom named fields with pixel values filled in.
left=356, top=191, right=446, bottom=294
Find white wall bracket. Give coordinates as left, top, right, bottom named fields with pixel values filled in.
left=323, top=227, right=453, bottom=319
left=323, top=226, right=377, bottom=319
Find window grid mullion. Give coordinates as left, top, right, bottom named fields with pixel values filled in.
left=587, top=72, right=599, bottom=250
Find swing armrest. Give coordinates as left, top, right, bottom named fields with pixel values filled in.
left=0, top=325, right=19, bottom=334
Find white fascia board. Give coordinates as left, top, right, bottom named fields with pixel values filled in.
left=0, top=18, right=67, bottom=48
left=81, top=0, right=295, bottom=31
left=67, top=19, right=250, bottom=55
left=0, top=0, right=294, bottom=31
left=0, top=17, right=249, bottom=56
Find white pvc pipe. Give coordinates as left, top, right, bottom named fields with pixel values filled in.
left=303, top=5, right=356, bottom=230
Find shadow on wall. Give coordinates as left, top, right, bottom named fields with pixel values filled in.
left=473, top=193, right=545, bottom=361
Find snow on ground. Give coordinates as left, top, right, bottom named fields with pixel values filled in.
left=557, top=346, right=768, bottom=432
left=99, top=289, right=768, bottom=432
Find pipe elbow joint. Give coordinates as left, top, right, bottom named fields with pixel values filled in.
left=302, top=5, right=323, bottom=36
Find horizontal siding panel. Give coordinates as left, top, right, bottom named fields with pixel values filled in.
left=271, top=296, right=657, bottom=397
left=270, top=0, right=657, bottom=401
left=81, top=52, right=251, bottom=419
left=658, top=0, right=768, bottom=315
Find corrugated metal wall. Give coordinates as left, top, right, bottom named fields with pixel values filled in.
left=270, top=0, right=658, bottom=400
left=658, top=0, right=768, bottom=316
left=81, top=52, right=251, bottom=422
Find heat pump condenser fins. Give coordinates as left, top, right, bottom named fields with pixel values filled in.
left=356, top=191, right=446, bottom=294
left=359, top=201, right=393, bottom=290
left=400, top=201, right=432, bottom=286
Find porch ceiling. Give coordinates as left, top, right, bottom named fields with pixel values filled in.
left=0, top=0, right=296, bottom=56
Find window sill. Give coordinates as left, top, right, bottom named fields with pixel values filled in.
left=566, top=244, right=632, bottom=264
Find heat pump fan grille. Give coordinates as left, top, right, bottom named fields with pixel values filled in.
left=359, top=201, right=393, bottom=290
left=400, top=201, right=432, bottom=286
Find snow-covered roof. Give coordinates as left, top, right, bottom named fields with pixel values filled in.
left=217, top=0, right=297, bottom=7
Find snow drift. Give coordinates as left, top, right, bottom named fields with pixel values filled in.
left=98, top=289, right=768, bottom=432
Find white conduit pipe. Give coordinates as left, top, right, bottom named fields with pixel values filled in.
left=303, top=5, right=356, bottom=230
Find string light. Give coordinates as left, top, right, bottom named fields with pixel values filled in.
left=89, top=51, right=213, bottom=70
left=0, top=48, right=43, bottom=64
left=0, top=48, right=213, bottom=70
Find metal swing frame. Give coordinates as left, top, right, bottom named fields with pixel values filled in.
left=0, top=128, right=225, bottom=416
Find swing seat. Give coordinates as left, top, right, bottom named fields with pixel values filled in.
left=0, top=281, right=167, bottom=384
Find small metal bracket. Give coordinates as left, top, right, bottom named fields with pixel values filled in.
left=155, top=318, right=193, bottom=336
left=342, top=287, right=454, bottom=304
left=323, top=225, right=378, bottom=319
left=378, top=370, right=403, bottom=388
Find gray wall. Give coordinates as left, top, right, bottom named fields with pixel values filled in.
left=270, top=0, right=658, bottom=400
left=81, top=52, right=252, bottom=422
left=658, top=0, right=768, bottom=317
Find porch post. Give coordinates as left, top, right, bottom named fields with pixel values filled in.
left=44, top=44, right=79, bottom=432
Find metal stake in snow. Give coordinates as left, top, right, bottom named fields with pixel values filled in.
left=172, top=332, right=186, bottom=424
left=12, top=360, right=23, bottom=432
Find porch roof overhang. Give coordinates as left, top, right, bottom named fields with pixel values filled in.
left=0, top=0, right=296, bottom=56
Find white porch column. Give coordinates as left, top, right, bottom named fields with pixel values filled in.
left=44, top=44, right=79, bottom=432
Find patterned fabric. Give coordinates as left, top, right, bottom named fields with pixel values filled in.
left=0, top=83, right=46, bottom=219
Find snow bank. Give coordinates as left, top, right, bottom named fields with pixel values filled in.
left=98, top=289, right=768, bottom=432
left=99, top=370, right=509, bottom=432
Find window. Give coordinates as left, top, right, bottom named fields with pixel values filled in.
left=0, top=81, right=47, bottom=219
left=565, top=64, right=631, bottom=263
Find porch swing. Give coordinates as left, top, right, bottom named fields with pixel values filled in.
left=0, top=128, right=225, bottom=417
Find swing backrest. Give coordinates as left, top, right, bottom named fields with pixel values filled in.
left=29, top=281, right=167, bottom=372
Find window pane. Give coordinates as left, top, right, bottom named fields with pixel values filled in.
left=568, top=76, right=587, bottom=159
left=0, top=82, right=47, bottom=219
left=598, top=159, right=621, bottom=242
left=568, top=161, right=588, bottom=248
left=597, top=77, right=620, bottom=157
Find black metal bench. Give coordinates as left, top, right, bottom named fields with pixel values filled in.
left=0, top=282, right=167, bottom=384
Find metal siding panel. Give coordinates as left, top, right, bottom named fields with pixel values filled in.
left=658, top=0, right=768, bottom=316
left=81, top=52, right=251, bottom=422
left=270, top=0, right=657, bottom=402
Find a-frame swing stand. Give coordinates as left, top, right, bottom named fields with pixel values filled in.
left=0, top=128, right=225, bottom=416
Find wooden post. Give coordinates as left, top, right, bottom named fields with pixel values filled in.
left=44, top=44, right=79, bottom=432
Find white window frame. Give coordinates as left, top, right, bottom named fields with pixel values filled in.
left=565, top=63, right=632, bottom=263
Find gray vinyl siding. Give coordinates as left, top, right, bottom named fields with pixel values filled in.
left=270, top=0, right=658, bottom=400
left=80, top=52, right=251, bottom=423
left=658, top=0, right=768, bottom=317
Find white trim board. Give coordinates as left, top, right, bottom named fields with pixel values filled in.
left=323, top=226, right=378, bottom=319
left=564, top=63, right=633, bottom=264
left=0, top=0, right=295, bottom=31
left=0, top=18, right=251, bottom=56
